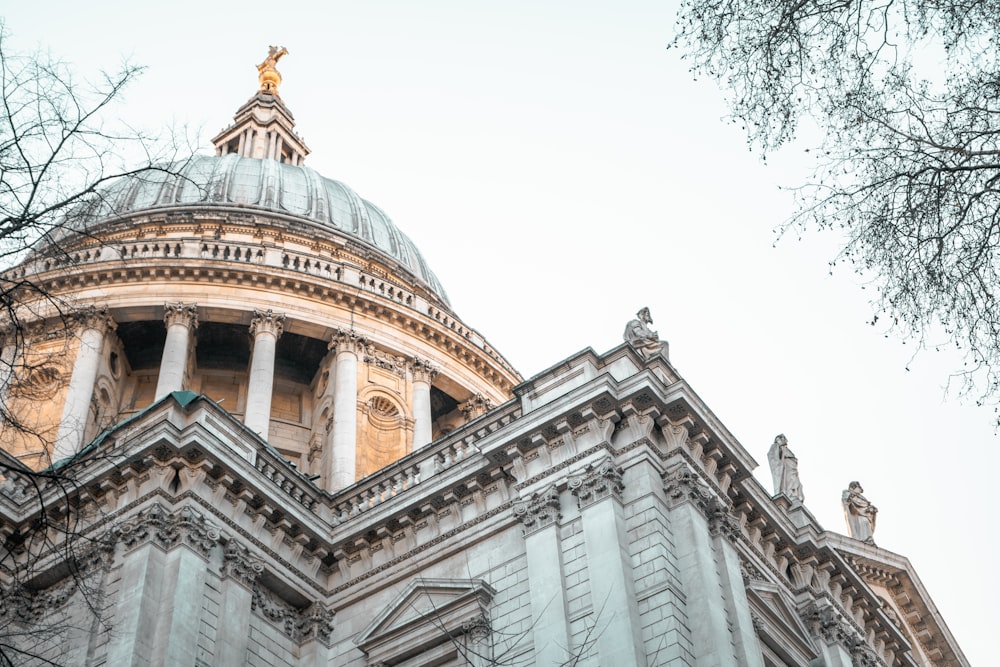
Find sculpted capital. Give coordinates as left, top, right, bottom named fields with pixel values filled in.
left=163, top=302, right=198, bottom=330
left=569, top=457, right=624, bottom=508
left=329, top=327, right=367, bottom=355
left=512, top=485, right=561, bottom=534
left=460, top=393, right=493, bottom=421
left=75, top=305, right=116, bottom=334
left=409, top=357, right=438, bottom=384
left=250, top=309, right=285, bottom=339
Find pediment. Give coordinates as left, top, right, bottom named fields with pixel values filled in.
left=746, top=581, right=819, bottom=664
left=356, top=578, right=496, bottom=665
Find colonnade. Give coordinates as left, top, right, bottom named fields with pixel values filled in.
left=51, top=304, right=438, bottom=489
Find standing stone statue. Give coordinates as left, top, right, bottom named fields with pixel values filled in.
left=623, top=307, right=666, bottom=360
left=767, top=434, right=804, bottom=504
left=842, top=481, right=878, bottom=544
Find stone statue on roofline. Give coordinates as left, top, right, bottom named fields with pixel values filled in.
left=767, top=433, right=804, bottom=504
left=623, top=307, right=667, bottom=360
left=842, top=481, right=878, bottom=544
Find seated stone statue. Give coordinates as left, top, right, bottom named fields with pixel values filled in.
left=842, top=481, right=877, bottom=544
left=623, top=307, right=665, bottom=360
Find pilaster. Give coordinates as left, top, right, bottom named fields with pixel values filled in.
left=664, top=465, right=764, bottom=667
left=216, top=542, right=265, bottom=665
left=513, top=485, right=572, bottom=666
left=570, top=458, right=647, bottom=666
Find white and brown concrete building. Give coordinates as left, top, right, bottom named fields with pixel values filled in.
left=0, top=55, right=969, bottom=666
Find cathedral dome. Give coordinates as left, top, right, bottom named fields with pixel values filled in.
left=76, top=153, right=449, bottom=304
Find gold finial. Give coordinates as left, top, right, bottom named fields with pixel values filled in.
left=257, top=45, right=289, bottom=95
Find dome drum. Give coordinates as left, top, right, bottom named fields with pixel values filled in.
left=0, top=67, right=519, bottom=491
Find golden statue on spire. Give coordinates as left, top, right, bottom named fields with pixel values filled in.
left=257, top=45, right=289, bottom=95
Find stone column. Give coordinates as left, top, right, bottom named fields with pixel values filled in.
left=513, top=485, right=572, bottom=666
left=0, top=330, right=16, bottom=407
left=328, top=328, right=364, bottom=490
left=244, top=310, right=284, bottom=438
left=154, top=303, right=198, bottom=400
left=54, top=307, right=114, bottom=461
left=216, top=542, right=264, bottom=665
left=409, top=358, right=437, bottom=449
left=569, top=458, right=646, bottom=666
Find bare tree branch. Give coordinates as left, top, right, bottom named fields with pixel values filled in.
left=672, top=0, right=1000, bottom=420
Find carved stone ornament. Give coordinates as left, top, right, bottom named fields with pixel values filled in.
left=163, top=302, right=199, bottom=330
left=329, top=326, right=368, bottom=355
left=0, top=577, right=79, bottom=623
left=568, top=457, right=625, bottom=508
left=221, top=541, right=265, bottom=587
left=852, top=646, right=880, bottom=667
left=663, top=466, right=714, bottom=512
left=308, top=433, right=323, bottom=462
left=250, top=309, right=285, bottom=339
left=409, top=357, right=438, bottom=384
left=512, top=485, right=561, bottom=534
left=462, top=613, right=491, bottom=644
left=461, top=393, right=494, bottom=422
left=800, top=603, right=861, bottom=652
left=112, top=504, right=221, bottom=557
left=76, top=305, right=116, bottom=334
left=251, top=584, right=335, bottom=645
left=363, top=343, right=407, bottom=376
left=705, top=499, right=741, bottom=542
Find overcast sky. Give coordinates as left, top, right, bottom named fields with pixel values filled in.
left=3, top=2, right=993, bottom=662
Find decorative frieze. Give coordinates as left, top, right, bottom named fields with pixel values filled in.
left=363, top=343, right=407, bottom=376
left=568, top=457, right=624, bottom=508
left=512, top=485, right=561, bottom=534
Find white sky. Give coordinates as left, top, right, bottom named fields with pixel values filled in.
left=3, top=2, right=992, bottom=662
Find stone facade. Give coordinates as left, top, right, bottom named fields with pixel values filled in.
left=0, top=55, right=968, bottom=666
left=0, top=344, right=969, bottom=665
